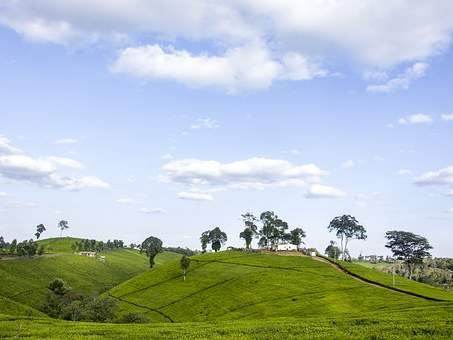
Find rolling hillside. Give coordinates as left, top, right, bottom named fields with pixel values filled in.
left=108, top=251, right=453, bottom=323
left=1, top=250, right=452, bottom=339
left=0, top=237, right=180, bottom=311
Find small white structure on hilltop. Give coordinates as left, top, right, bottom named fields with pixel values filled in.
left=79, top=251, right=97, bottom=257
left=277, top=244, right=298, bottom=251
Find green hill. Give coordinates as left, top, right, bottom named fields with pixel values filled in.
left=0, top=296, right=46, bottom=318
left=1, top=251, right=452, bottom=339
left=0, top=237, right=181, bottom=311
left=108, top=251, right=453, bottom=323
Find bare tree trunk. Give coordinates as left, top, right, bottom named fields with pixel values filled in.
left=344, top=238, right=349, bottom=261
left=183, top=269, right=186, bottom=281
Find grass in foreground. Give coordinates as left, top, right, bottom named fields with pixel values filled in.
left=1, top=303, right=452, bottom=339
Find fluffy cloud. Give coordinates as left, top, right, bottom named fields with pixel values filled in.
left=3, top=2, right=453, bottom=91
left=162, top=157, right=327, bottom=188
left=46, top=156, right=83, bottom=169
left=441, top=113, right=453, bottom=121
left=305, top=184, right=346, bottom=199
left=177, top=191, right=213, bottom=201
left=414, top=166, right=453, bottom=186
left=54, top=138, right=79, bottom=144
left=2, top=1, right=453, bottom=67
left=111, top=43, right=325, bottom=92
left=446, top=190, right=453, bottom=197
left=398, top=113, right=433, bottom=125
left=0, top=192, right=7, bottom=197
left=0, top=135, right=22, bottom=155
left=0, top=138, right=109, bottom=191
left=367, top=62, right=429, bottom=93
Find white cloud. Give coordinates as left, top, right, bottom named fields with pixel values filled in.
left=162, top=157, right=327, bottom=189
left=341, top=160, right=356, bottom=168
left=177, top=191, right=213, bottom=201
left=190, top=118, right=220, bottom=130
left=0, top=192, right=7, bottom=197
left=447, top=208, right=453, bottom=214
left=414, top=166, right=453, bottom=186
left=0, top=138, right=108, bottom=191
left=446, top=190, right=453, bottom=197
left=116, top=198, right=138, bottom=205
left=46, top=156, right=83, bottom=169
left=0, top=135, right=22, bottom=155
left=54, top=138, right=79, bottom=144
left=398, top=113, right=433, bottom=125
left=397, top=169, right=412, bottom=176
left=112, top=43, right=325, bottom=92
left=3, top=2, right=453, bottom=91
left=3, top=1, right=453, bottom=68
left=139, top=207, right=167, bottom=214
left=367, top=62, right=429, bottom=93
left=441, top=113, right=453, bottom=121
left=305, top=184, right=346, bottom=199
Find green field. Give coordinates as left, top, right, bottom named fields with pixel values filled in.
left=1, top=248, right=453, bottom=338
left=0, top=238, right=179, bottom=310
left=108, top=251, right=453, bottom=323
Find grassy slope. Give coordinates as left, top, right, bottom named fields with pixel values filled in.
left=36, top=237, right=82, bottom=253
left=1, top=304, right=453, bottom=339
left=0, top=297, right=46, bottom=318
left=0, top=237, right=180, bottom=311
left=108, top=251, right=452, bottom=323
left=339, top=260, right=453, bottom=301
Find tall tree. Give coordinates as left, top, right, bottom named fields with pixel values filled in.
left=35, top=224, right=46, bottom=239
left=200, top=230, right=210, bottom=253
left=58, top=220, right=69, bottom=237
left=180, top=255, right=191, bottom=281
left=385, top=230, right=432, bottom=280
left=259, top=211, right=277, bottom=250
left=288, top=228, right=306, bottom=250
left=140, top=236, right=163, bottom=268
left=208, top=227, right=227, bottom=252
left=239, top=228, right=254, bottom=249
left=327, top=215, right=366, bottom=260
left=0, top=236, right=5, bottom=252
left=240, top=212, right=258, bottom=249
left=325, top=240, right=341, bottom=259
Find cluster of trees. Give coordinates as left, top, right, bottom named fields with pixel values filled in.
left=198, top=211, right=307, bottom=252
left=42, top=278, right=117, bottom=322
left=72, top=239, right=125, bottom=252
left=0, top=237, right=44, bottom=257
left=163, top=246, right=196, bottom=257
left=239, top=212, right=306, bottom=251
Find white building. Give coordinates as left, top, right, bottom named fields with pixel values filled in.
left=277, top=244, right=298, bottom=251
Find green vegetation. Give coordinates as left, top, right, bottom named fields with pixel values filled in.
left=0, top=297, right=45, bottom=318
left=1, top=304, right=453, bottom=339
left=337, top=260, right=453, bottom=301
left=0, top=239, right=179, bottom=310
left=108, top=251, right=451, bottom=323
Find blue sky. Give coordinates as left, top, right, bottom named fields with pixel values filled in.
left=0, top=1, right=452, bottom=256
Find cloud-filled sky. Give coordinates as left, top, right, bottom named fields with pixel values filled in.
left=0, top=1, right=452, bottom=256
